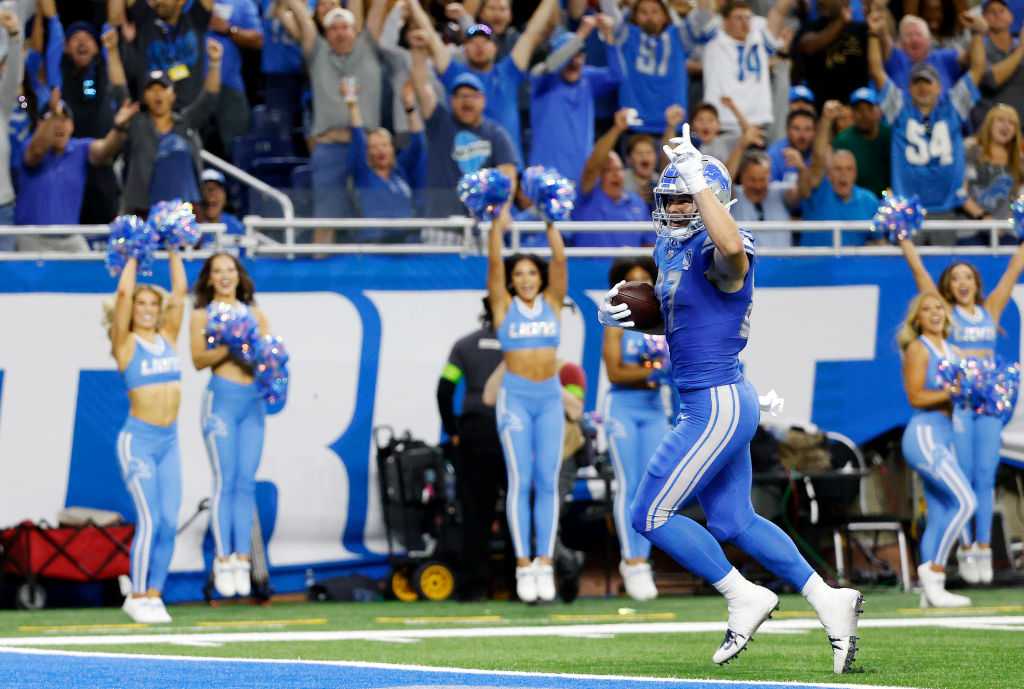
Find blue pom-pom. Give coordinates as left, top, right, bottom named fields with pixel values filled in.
left=106, top=215, right=159, bottom=277
left=147, top=199, right=200, bottom=248
left=1012, top=194, right=1024, bottom=240
left=457, top=168, right=512, bottom=220
left=255, top=334, right=289, bottom=414
left=640, top=333, right=671, bottom=385
left=204, top=303, right=259, bottom=363
left=522, top=166, right=576, bottom=222
left=872, top=193, right=925, bottom=242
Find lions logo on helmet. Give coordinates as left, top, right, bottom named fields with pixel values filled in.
left=652, top=155, right=733, bottom=240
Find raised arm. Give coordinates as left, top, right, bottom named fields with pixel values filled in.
left=203, top=38, right=223, bottom=94
left=798, top=4, right=852, bottom=55
left=87, top=98, right=137, bottom=166
left=110, top=258, right=139, bottom=359
left=0, top=12, right=24, bottom=109
left=363, top=0, right=389, bottom=43
left=510, top=0, right=560, bottom=71
left=983, top=243, right=1024, bottom=323
left=103, top=27, right=127, bottom=87
left=898, top=237, right=939, bottom=295
left=723, top=124, right=765, bottom=180
left=406, top=0, right=451, bottom=75
left=545, top=220, right=567, bottom=309
left=408, top=29, right=438, bottom=120
left=209, top=0, right=263, bottom=51
left=866, top=11, right=889, bottom=91
left=794, top=99, right=840, bottom=203
left=960, top=13, right=987, bottom=86
left=581, top=108, right=629, bottom=195
left=160, top=248, right=188, bottom=342
left=282, top=0, right=318, bottom=54
left=991, top=26, right=1024, bottom=86
left=766, top=0, right=797, bottom=39
left=487, top=205, right=513, bottom=325
left=107, top=0, right=133, bottom=27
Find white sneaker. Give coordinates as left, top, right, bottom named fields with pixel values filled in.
left=147, top=597, right=172, bottom=624
left=956, top=546, right=980, bottom=584
left=214, top=557, right=237, bottom=598
left=122, top=595, right=154, bottom=624
left=712, top=583, right=779, bottom=665
left=516, top=565, right=537, bottom=603
left=918, top=563, right=971, bottom=608
left=975, top=547, right=993, bottom=584
left=533, top=559, right=556, bottom=602
left=620, top=561, right=658, bottom=601
left=233, top=555, right=252, bottom=597
left=812, top=587, right=864, bottom=674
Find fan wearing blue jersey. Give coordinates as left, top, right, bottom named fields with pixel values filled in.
left=487, top=202, right=567, bottom=604
left=599, top=126, right=863, bottom=673
left=898, top=293, right=977, bottom=607
left=104, top=247, right=187, bottom=624
left=899, top=237, right=1024, bottom=584
left=189, top=254, right=271, bottom=599
left=868, top=9, right=986, bottom=225
left=601, top=256, right=671, bottom=601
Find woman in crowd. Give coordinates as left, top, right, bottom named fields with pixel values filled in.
left=899, top=236, right=1024, bottom=583
left=189, top=254, right=270, bottom=599
left=600, top=256, right=668, bottom=601
left=898, top=292, right=976, bottom=607
left=104, top=247, right=187, bottom=623
left=960, top=103, right=1024, bottom=244
left=487, top=200, right=566, bottom=603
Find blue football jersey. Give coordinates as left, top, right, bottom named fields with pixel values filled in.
left=654, top=228, right=756, bottom=391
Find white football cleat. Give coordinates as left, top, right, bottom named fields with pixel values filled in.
left=516, top=565, right=537, bottom=603
left=147, top=597, right=172, bottom=624
left=712, top=584, right=779, bottom=665
left=214, top=557, right=237, bottom=598
left=534, top=559, right=556, bottom=602
left=813, top=587, right=864, bottom=674
left=620, top=561, right=658, bottom=601
left=975, top=547, right=993, bottom=585
left=956, top=546, right=980, bottom=584
left=122, top=595, right=154, bottom=624
left=233, top=554, right=252, bottom=597
left=918, top=563, right=971, bottom=608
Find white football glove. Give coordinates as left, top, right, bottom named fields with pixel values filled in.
left=662, top=124, right=707, bottom=195
left=598, top=280, right=634, bottom=329
left=758, top=389, right=785, bottom=417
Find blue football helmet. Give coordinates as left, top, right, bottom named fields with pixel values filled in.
left=652, top=155, right=733, bottom=239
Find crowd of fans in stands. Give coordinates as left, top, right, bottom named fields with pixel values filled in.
left=0, top=0, right=1022, bottom=249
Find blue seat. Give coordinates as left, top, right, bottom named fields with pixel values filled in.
left=232, top=135, right=294, bottom=175
left=247, top=156, right=310, bottom=218
left=290, top=164, right=313, bottom=217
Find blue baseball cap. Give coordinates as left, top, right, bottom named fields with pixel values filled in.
left=451, top=72, right=485, bottom=94
left=789, top=84, right=815, bottom=103
left=849, top=86, right=878, bottom=106
left=201, top=168, right=226, bottom=186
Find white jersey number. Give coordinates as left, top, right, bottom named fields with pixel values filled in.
left=636, top=34, right=670, bottom=77
left=904, top=119, right=953, bottom=166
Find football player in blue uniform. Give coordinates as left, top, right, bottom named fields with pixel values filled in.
left=599, top=126, right=863, bottom=673
left=601, top=256, right=671, bottom=600
left=104, top=247, right=188, bottom=624
left=189, top=254, right=271, bottom=599
left=898, top=293, right=976, bottom=607
left=488, top=204, right=567, bottom=603
left=899, top=238, right=1024, bottom=584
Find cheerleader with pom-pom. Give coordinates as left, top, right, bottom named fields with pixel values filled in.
left=102, top=236, right=187, bottom=625
left=475, top=167, right=568, bottom=604
left=898, top=210, right=1024, bottom=585
left=189, top=254, right=270, bottom=599
left=897, top=293, right=977, bottom=607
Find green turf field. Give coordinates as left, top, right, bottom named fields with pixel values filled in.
left=2, top=587, right=1022, bottom=688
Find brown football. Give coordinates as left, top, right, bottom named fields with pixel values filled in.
left=610, top=281, right=663, bottom=331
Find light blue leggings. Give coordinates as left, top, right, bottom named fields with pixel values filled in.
left=496, top=371, right=565, bottom=560
left=117, top=416, right=181, bottom=595
left=603, top=387, right=667, bottom=561
left=903, top=412, right=977, bottom=565
left=630, top=379, right=815, bottom=589
left=952, top=407, right=1002, bottom=545
left=202, top=375, right=265, bottom=558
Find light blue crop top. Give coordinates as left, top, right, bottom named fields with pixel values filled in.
left=497, top=296, right=560, bottom=351
left=122, top=333, right=181, bottom=391
left=949, top=304, right=996, bottom=354
left=918, top=335, right=955, bottom=392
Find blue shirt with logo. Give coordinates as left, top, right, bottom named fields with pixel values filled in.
left=441, top=57, right=527, bottom=159
left=207, top=0, right=262, bottom=93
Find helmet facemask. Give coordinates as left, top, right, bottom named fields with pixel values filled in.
left=652, top=156, right=734, bottom=240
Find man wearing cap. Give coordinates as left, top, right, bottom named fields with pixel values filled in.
left=868, top=9, right=985, bottom=233
left=408, top=38, right=516, bottom=237
left=281, top=0, right=385, bottom=233
left=702, top=0, right=795, bottom=135
left=205, top=0, right=263, bottom=157
left=794, top=0, right=870, bottom=111
left=196, top=168, right=245, bottom=243
left=407, top=0, right=559, bottom=159
left=108, top=30, right=223, bottom=216
left=976, top=0, right=1024, bottom=126
left=108, top=0, right=216, bottom=108
left=14, top=89, right=137, bottom=251
left=527, top=15, right=622, bottom=185
left=794, top=99, right=880, bottom=246
left=832, top=86, right=890, bottom=197
left=730, top=149, right=801, bottom=247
